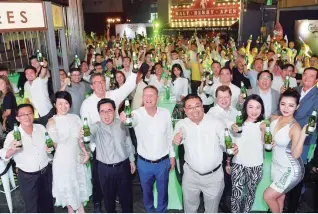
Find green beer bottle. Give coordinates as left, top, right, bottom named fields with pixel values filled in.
left=264, top=123, right=272, bottom=152
left=165, top=86, right=171, bottom=100
left=45, top=132, right=55, bottom=155
left=236, top=111, right=243, bottom=133
left=67, top=72, right=72, bottom=87
left=284, top=76, right=290, bottom=89
left=224, top=128, right=234, bottom=156
left=74, top=55, right=81, bottom=68
left=306, top=109, right=317, bottom=135
left=124, top=99, right=132, bottom=127
left=13, top=124, right=22, bottom=148
left=37, top=50, right=44, bottom=66
left=240, top=81, right=247, bottom=99
left=83, top=118, right=90, bottom=144
left=110, top=73, right=115, bottom=89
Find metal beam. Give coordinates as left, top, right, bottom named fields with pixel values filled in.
left=44, top=1, right=61, bottom=92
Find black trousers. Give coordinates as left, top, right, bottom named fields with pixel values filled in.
left=17, top=164, right=54, bottom=213
left=92, top=151, right=103, bottom=204
left=191, top=80, right=201, bottom=94
left=98, top=159, right=133, bottom=213
left=287, top=164, right=318, bottom=212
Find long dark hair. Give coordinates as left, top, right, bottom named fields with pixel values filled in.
left=114, top=70, right=126, bottom=89
left=139, top=63, right=150, bottom=85
left=171, top=64, right=184, bottom=83
left=242, top=94, right=265, bottom=123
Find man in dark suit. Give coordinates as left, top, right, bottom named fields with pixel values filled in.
left=287, top=67, right=318, bottom=212
left=237, top=70, right=280, bottom=117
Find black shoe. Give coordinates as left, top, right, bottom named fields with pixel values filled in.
left=94, top=202, right=102, bottom=213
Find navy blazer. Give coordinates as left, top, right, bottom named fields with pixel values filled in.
left=294, top=86, right=318, bottom=163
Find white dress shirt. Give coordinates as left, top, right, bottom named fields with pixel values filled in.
left=300, top=85, right=315, bottom=101
left=132, top=107, right=175, bottom=160
left=210, top=83, right=240, bottom=108
left=170, top=77, right=188, bottom=102
left=149, top=74, right=165, bottom=92
left=174, top=114, right=226, bottom=174
left=80, top=72, right=137, bottom=125
left=207, top=104, right=238, bottom=129
left=271, top=75, right=297, bottom=92
left=24, top=78, right=53, bottom=116
left=259, top=89, right=272, bottom=118
left=0, top=124, right=49, bottom=173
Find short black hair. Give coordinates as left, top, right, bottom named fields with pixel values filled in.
left=257, top=70, right=273, bottom=81
left=281, top=63, right=294, bottom=71
left=16, top=104, right=35, bottom=115
left=212, top=61, right=221, bottom=67
left=123, top=56, right=131, bottom=62
left=54, top=91, right=73, bottom=107
left=29, top=55, right=37, bottom=62
left=145, top=51, right=152, bottom=57
left=154, top=62, right=162, bottom=68
left=311, top=55, right=318, bottom=59
left=97, top=98, right=116, bottom=112
left=94, top=63, right=102, bottom=67
left=220, top=67, right=233, bottom=75
left=70, top=67, right=81, bottom=74
left=303, top=67, right=318, bottom=79
left=0, top=64, right=8, bottom=72
left=183, top=94, right=202, bottom=107
left=95, top=53, right=102, bottom=58
left=106, top=58, right=113, bottom=64
left=24, top=65, right=37, bottom=73
left=171, top=50, right=178, bottom=54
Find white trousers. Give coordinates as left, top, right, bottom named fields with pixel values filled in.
left=182, top=163, right=224, bottom=213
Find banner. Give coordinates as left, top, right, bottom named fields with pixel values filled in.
left=294, top=20, right=318, bottom=56
left=52, top=4, right=64, bottom=28
left=171, top=0, right=240, bottom=21
left=0, top=2, right=47, bottom=32
left=115, top=23, right=152, bottom=39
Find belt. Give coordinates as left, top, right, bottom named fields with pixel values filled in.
left=186, top=163, right=221, bottom=176
left=101, top=158, right=128, bottom=167
left=139, top=154, right=169, bottom=164
left=19, top=165, right=49, bottom=175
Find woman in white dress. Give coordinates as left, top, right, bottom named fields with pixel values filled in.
left=47, top=91, right=91, bottom=213
left=170, top=64, right=188, bottom=103
left=264, top=89, right=309, bottom=213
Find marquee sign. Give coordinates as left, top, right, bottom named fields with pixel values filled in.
left=170, top=0, right=241, bottom=27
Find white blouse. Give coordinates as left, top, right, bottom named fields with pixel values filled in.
left=170, top=77, right=188, bottom=102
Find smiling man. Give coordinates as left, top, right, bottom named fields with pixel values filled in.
left=120, top=85, right=175, bottom=213
left=90, top=98, right=135, bottom=213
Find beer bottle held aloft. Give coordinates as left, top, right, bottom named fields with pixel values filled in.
left=13, top=124, right=22, bottom=148
left=208, top=71, right=214, bottom=86
left=264, top=123, right=272, bottom=152
left=224, top=128, right=234, bottom=156
left=74, top=55, right=81, bottom=68
left=124, top=99, right=132, bottom=127
left=67, top=72, right=72, bottom=87
left=37, top=50, right=44, bottom=66
left=284, top=76, right=290, bottom=89
left=83, top=118, right=90, bottom=144
left=306, top=109, right=317, bottom=135
left=236, top=111, right=243, bottom=133
left=110, top=73, right=115, bottom=89
left=45, top=132, right=55, bottom=155
left=240, top=81, right=247, bottom=99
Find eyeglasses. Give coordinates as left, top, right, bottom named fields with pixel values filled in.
left=92, top=80, right=106, bottom=85
left=185, top=104, right=202, bottom=112
left=100, top=110, right=114, bottom=115
left=18, top=112, right=34, bottom=118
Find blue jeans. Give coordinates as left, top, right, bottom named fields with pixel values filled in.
left=137, top=157, right=170, bottom=213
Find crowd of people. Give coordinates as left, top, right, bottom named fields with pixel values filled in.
left=0, top=29, right=317, bottom=213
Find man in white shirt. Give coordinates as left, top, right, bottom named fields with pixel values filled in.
left=121, top=56, right=133, bottom=78
left=173, top=94, right=238, bottom=213
left=208, top=85, right=238, bottom=128
left=208, top=67, right=240, bottom=108
left=23, top=65, right=54, bottom=126
left=149, top=63, right=166, bottom=92
left=0, top=104, right=53, bottom=213
left=212, top=61, right=221, bottom=85
left=80, top=72, right=136, bottom=212
left=120, top=85, right=176, bottom=213
left=245, top=58, right=264, bottom=88
left=272, top=63, right=297, bottom=92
